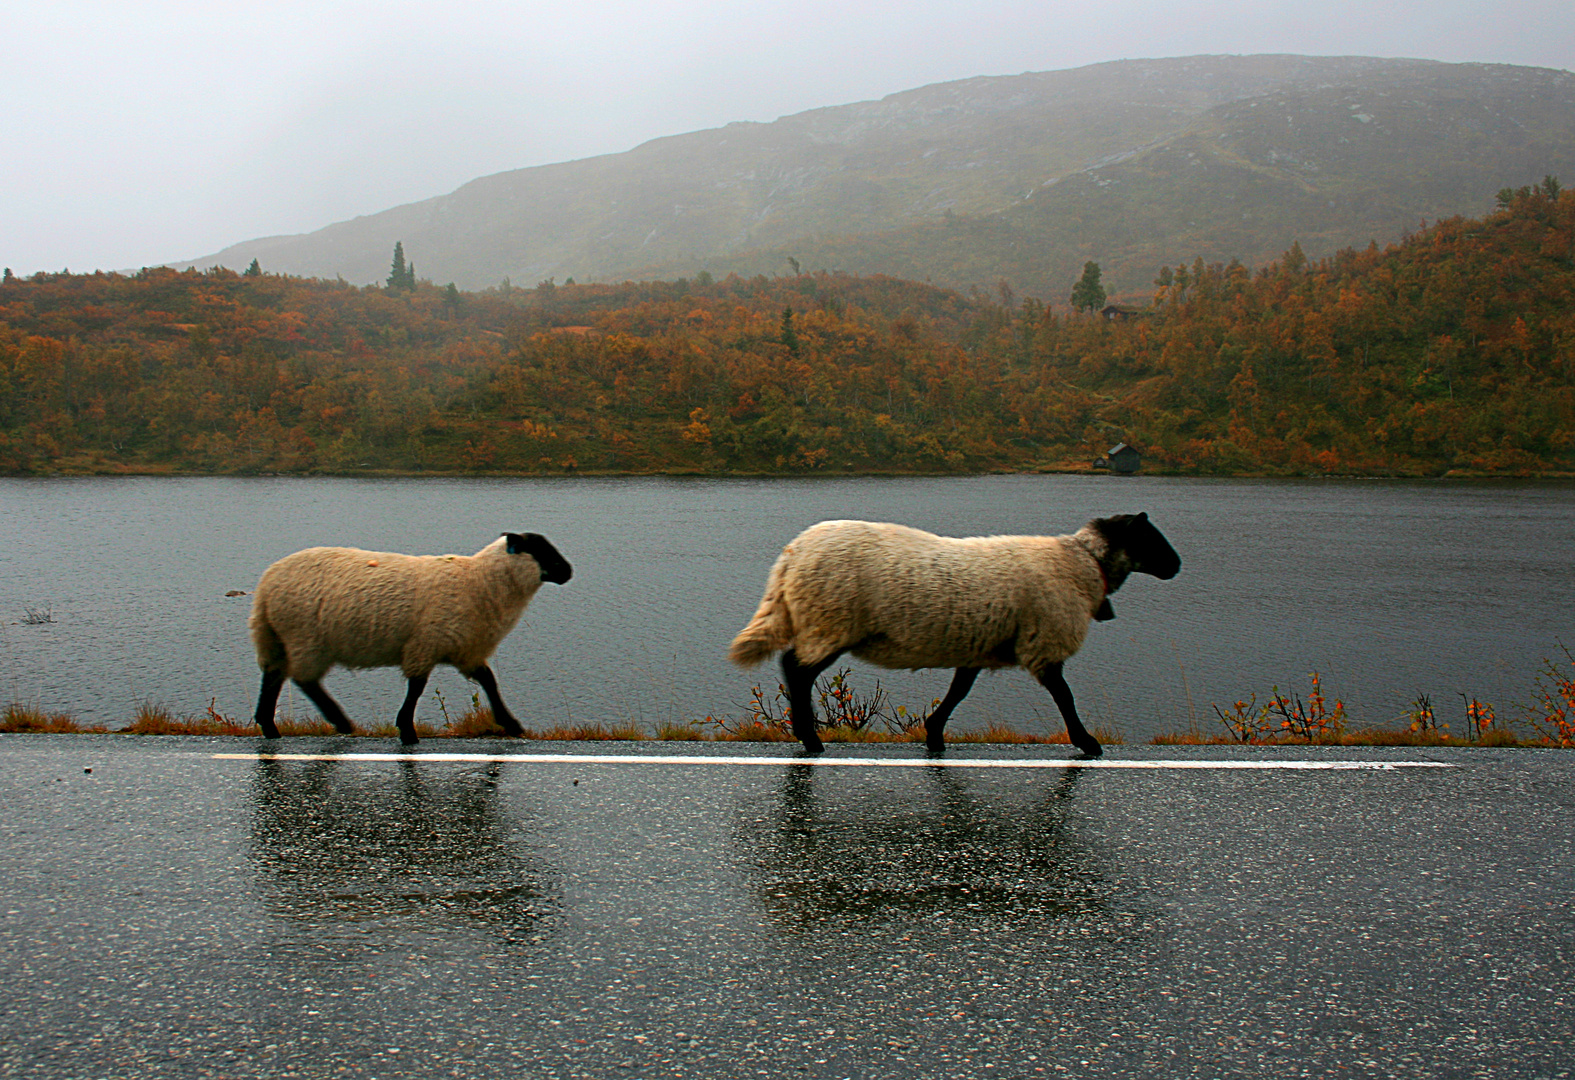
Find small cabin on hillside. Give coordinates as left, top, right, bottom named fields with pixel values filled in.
left=1093, top=442, right=1142, bottom=474
left=1100, top=304, right=1147, bottom=322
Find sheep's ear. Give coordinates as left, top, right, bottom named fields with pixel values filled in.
left=1137, top=512, right=1149, bottom=523
left=505, top=533, right=528, bottom=555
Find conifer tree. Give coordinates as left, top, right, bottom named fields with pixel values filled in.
left=780, top=306, right=800, bottom=354
left=244, top=258, right=262, bottom=277
left=387, top=242, right=414, bottom=290
left=1070, top=261, right=1106, bottom=313
left=1282, top=240, right=1307, bottom=274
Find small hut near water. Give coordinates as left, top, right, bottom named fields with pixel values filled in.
left=1092, top=442, right=1142, bottom=474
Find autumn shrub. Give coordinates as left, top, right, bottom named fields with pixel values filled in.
left=1269, top=673, right=1348, bottom=742
left=1195, top=674, right=1348, bottom=744
left=1405, top=693, right=1444, bottom=736
left=697, top=667, right=933, bottom=740
left=1212, top=693, right=1275, bottom=743
left=1523, top=643, right=1575, bottom=746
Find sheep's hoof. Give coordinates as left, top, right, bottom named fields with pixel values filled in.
left=925, top=737, right=946, bottom=753
left=1075, top=740, right=1103, bottom=758
left=258, top=724, right=281, bottom=740
left=800, top=738, right=825, bottom=755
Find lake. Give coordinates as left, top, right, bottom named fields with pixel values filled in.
left=0, top=475, right=1570, bottom=744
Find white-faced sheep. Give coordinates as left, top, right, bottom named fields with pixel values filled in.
left=729, top=513, right=1180, bottom=756
left=249, top=533, right=572, bottom=745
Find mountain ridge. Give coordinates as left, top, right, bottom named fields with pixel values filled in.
left=176, top=54, right=1575, bottom=298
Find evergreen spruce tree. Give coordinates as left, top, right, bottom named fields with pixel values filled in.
left=1070, top=261, right=1106, bottom=313
left=388, top=242, right=413, bottom=290
left=244, top=258, right=262, bottom=277
left=780, top=306, right=800, bottom=354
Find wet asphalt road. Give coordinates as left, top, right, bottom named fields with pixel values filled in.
left=1, top=736, right=1571, bottom=1080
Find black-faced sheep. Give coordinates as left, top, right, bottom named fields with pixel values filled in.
left=249, top=533, right=572, bottom=745
left=729, top=513, right=1180, bottom=756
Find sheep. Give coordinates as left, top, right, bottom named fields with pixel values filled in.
left=249, top=532, right=572, bottom=745
left=729, top=513, right=1180, bottom=756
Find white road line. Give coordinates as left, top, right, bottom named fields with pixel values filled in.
left=212, top=753, right=1457, bottom=771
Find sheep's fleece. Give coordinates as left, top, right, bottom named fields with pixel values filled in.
left=730, top=519, right=1110, bottom=674
left=250, top=534, right=563, bottom=681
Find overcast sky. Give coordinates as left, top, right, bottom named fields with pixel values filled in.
left=3, top=0, right=1571, bottom=275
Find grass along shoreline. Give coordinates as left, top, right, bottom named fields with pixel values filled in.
left=6, top=651, right=1572, bottom=748
left=0, top=700, right=1105, bottom=745
left=1, top=701, right=1565, bottom=749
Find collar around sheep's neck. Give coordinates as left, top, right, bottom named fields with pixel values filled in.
left=1071, top=528, right=1124, bottom=597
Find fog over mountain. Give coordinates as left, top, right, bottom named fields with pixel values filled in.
left=179, top=55, right=1575, bottom=299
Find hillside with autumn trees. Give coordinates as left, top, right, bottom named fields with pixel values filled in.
left=3, top=182, right=1573, bottom=477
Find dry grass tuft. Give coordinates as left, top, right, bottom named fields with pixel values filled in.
left=949, top=723, right=1067, bottom=745
left=121, top=701, right=255, bottom=737
left=438, top=706, right=513, bottom=739
left=0, top=703, right=103, bottom=734
left=528, top=721, right=650, bottom=741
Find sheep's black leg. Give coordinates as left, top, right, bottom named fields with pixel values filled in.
left=781, top=648, right=839, bottom=754
left=394, top=673, right=428, bottom=746
left=924, top=667, right=980, bottom=752
left=294, top=679, right=356, bottom=735
left=254, top=669, right=285, bottom=739
left=466, top=664, right=525, bottom=737
left=1035, top=663, right=1102, bottom=757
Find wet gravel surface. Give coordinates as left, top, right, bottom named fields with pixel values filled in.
left=1, top=736, right=1571, bottom=1079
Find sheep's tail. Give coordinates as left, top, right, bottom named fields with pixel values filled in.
left=248, top=594, right=286, bottom=670
left=728, top=557, right=795, bottom=667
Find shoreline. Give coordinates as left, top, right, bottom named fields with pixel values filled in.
left=0, top=709, right=1553, bottom=748
left=8, top=464, right=1575, bottom=482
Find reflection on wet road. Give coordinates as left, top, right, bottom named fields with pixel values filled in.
left=1, top=737, right=1571, bottom=1079
left=249, top=757, right=560, bottom=947
left=734, top=763, right=1176, bottom=1075
left=744, top=763, right=1159, bottom=954
left=745, top=764, right=1117, bottom=927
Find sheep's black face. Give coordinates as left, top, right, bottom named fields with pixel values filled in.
left=506, top=532, right=574, bottom=584
left=1102, top=512, right=1181, bottom=580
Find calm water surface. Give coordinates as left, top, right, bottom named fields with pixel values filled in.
left=0, top=475, right=1570, bottom=743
